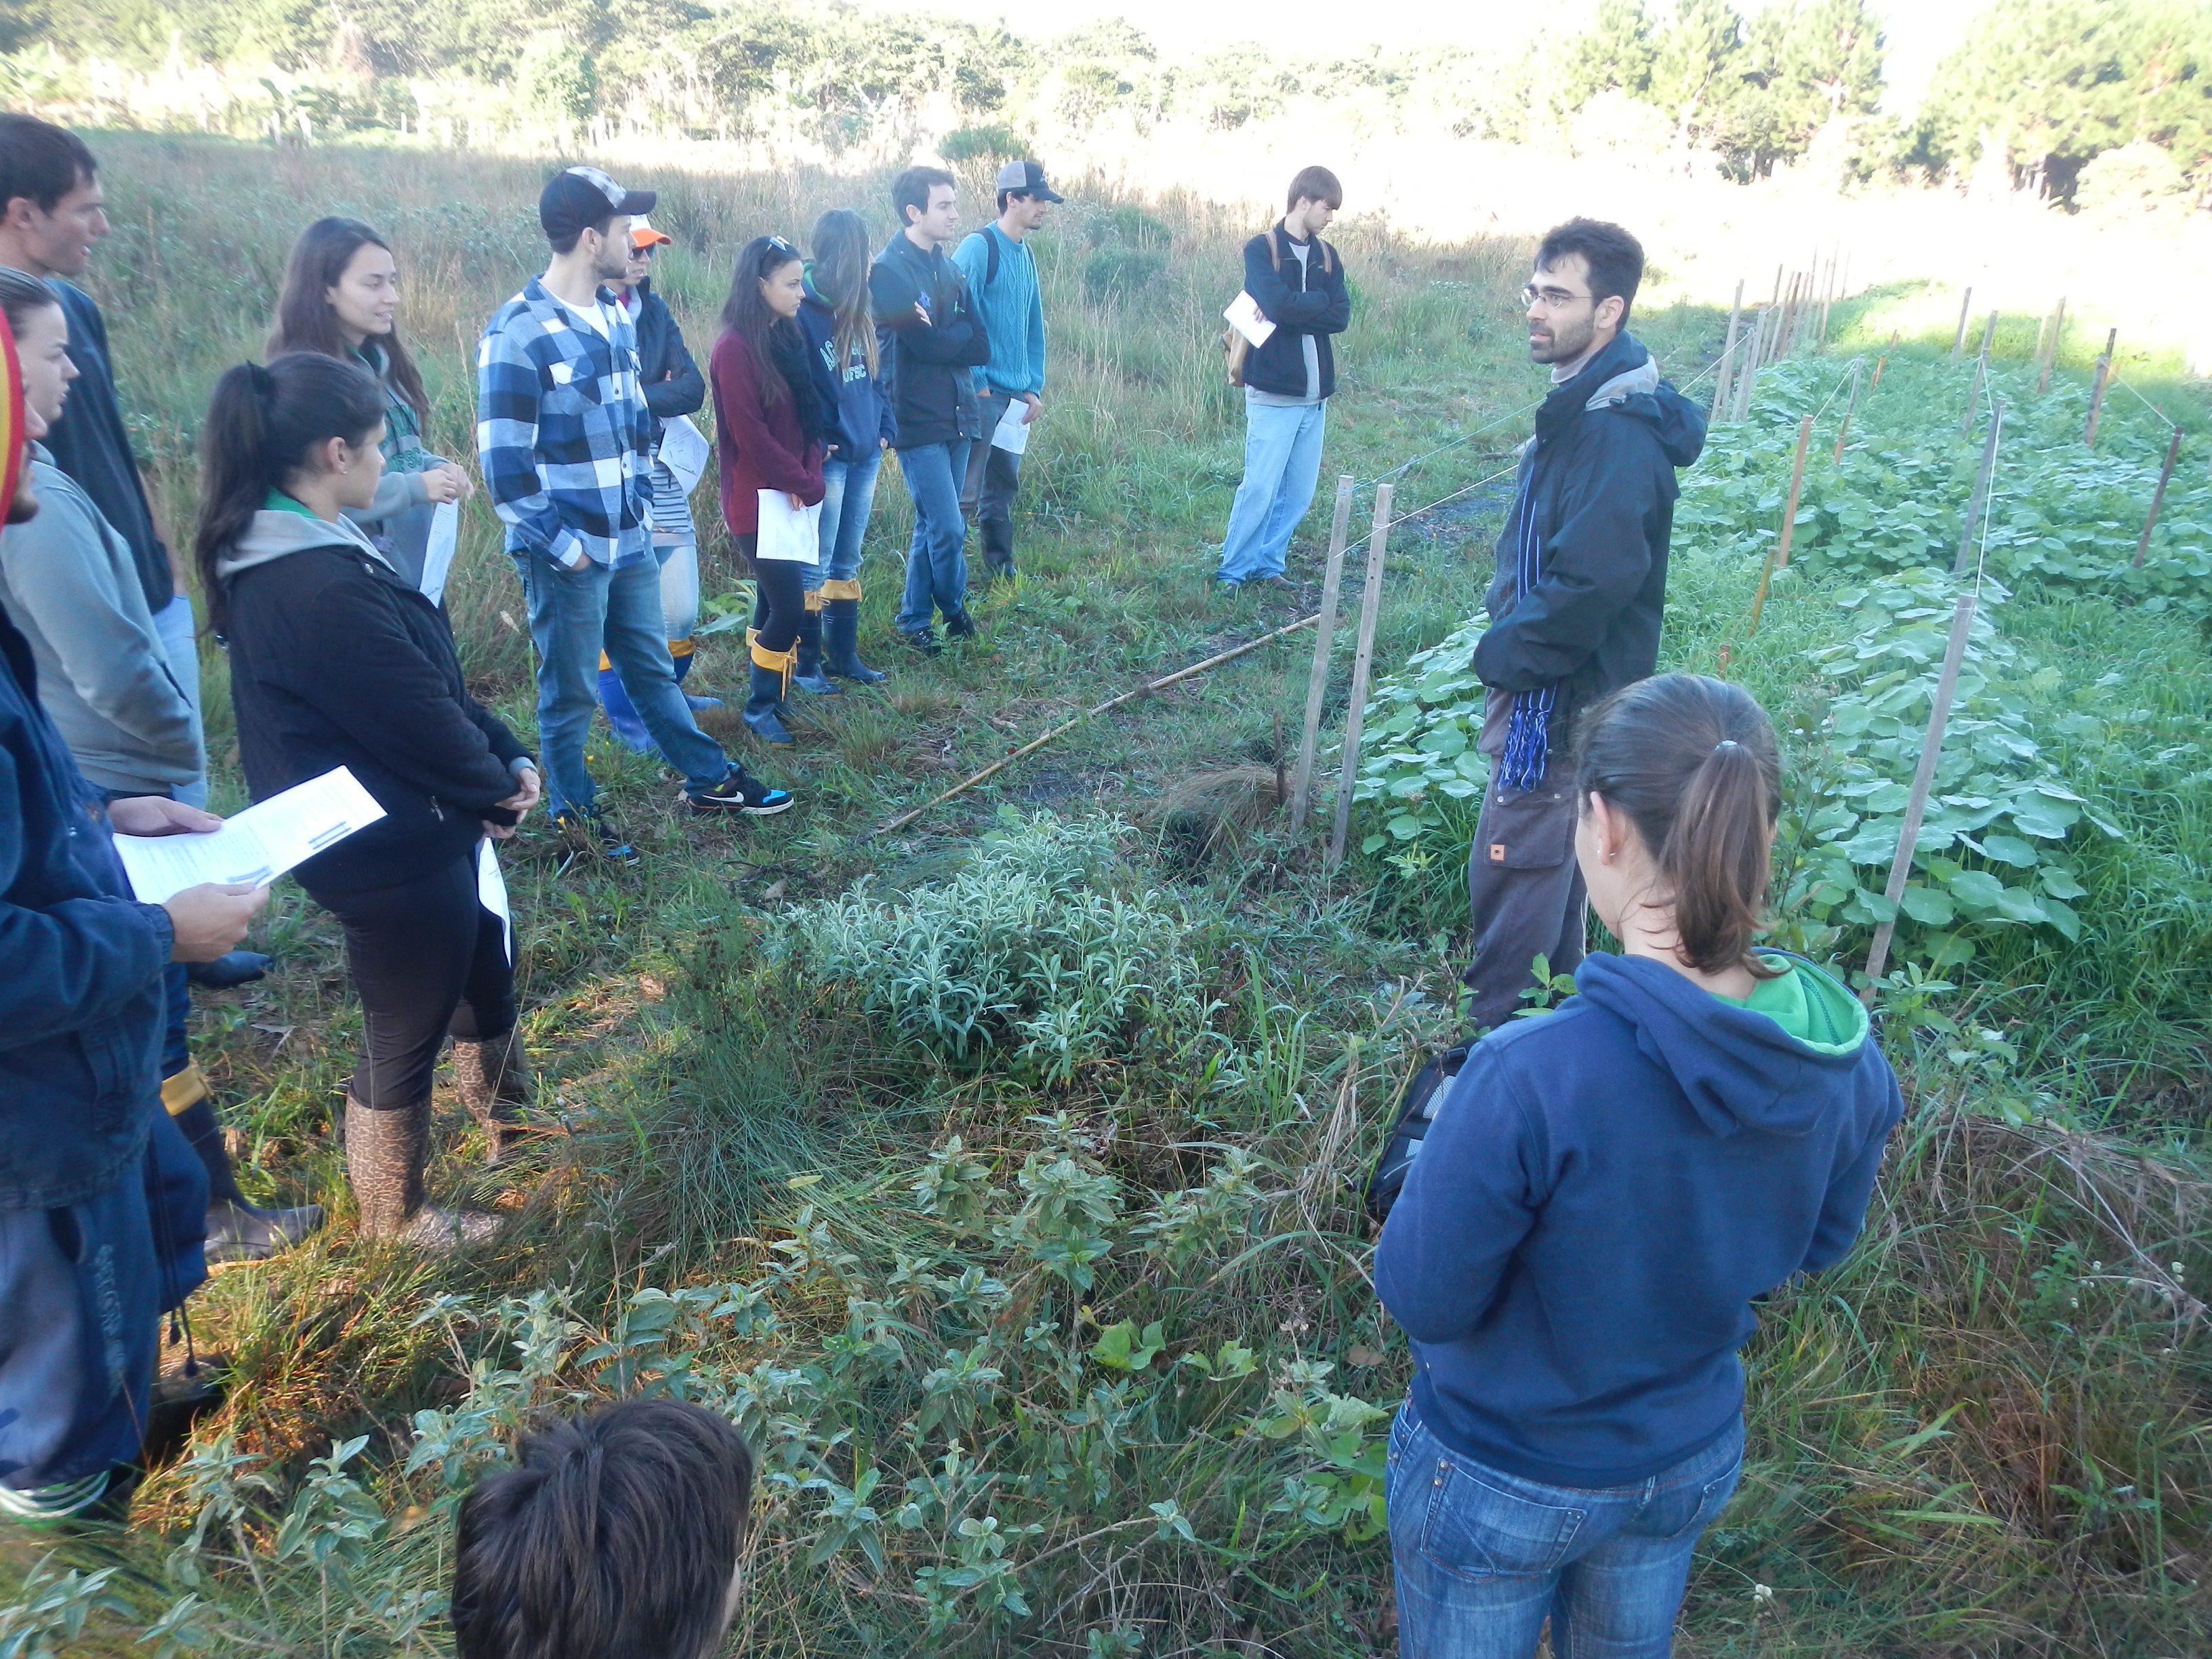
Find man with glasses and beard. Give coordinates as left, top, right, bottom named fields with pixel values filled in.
left=1459, top=218, right=1707, bottom=1036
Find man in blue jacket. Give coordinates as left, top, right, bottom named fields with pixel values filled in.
left=1216, top=165, right=1349, bottom=590
left=0, top=380, right=264, bottom=1525
left=1461, top=218, right=1706, bottom=1032
left=954, top=160, right=1061, bottom=583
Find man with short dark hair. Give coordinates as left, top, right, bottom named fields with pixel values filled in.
left=1216, top=164, right=1350, bottom=590
left=1460, top=216, right=1707, bottom=1032
left=451, top=1398, right=754, bottom=1659
left=954, top=160, right=1061, bottom=581
left=0, top=117, right=215, bottom=815
left=478, top=167, right=792, bottom=860
left=872, top=165, right=989, bottom=653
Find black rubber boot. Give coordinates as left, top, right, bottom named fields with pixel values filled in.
left=792, top=609, right=840, bottom=695
left=173, top=1097, right=324, bottom=1267
left=743, top=663, right=795, bottom=745
left=821, top=598, right=886, bottom=683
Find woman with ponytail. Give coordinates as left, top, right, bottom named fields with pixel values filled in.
left=199, top=353, right=541, bottom=1250
left=266, top=218, right=472, bottom=590
left=1374, top=673, right=1903, bottom=1658
left=794, top=208, right=894, bottom=687
left=708, top=234, right=833, bottom=746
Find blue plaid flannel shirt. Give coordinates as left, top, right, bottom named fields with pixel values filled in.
left=475, top=276, right=653, bottom=571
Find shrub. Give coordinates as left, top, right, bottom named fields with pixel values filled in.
left=941, top=124, right=1029, bottom=163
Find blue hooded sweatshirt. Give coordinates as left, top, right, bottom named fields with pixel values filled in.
left=1374, top=951, right=1902, bottom=1488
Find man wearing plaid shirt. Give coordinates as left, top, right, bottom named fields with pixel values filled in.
left=478, top=167, right=792, bottom=861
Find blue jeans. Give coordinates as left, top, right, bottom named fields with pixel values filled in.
left=1217, top=399, right=1328, bottom=584
left=895, top=440, right=970, bottom=634
left=1386, top=1399, right=1744, bottom=1659
left=806, top=451, right=883, bottom=593
left=513, top=550, right=730, bottom=815
left=151, top=592, right=207, bottom=810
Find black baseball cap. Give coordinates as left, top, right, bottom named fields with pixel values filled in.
left=539, top=165, right=657, bottom=241
left=995, top=160, right=1064, bottom=203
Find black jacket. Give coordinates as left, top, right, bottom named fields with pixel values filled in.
left=869, top=232, right=989, bottom=451
left=217, top=510, right=528, bottom=893
left=1241, top=224, right=1351, bottom=401
left=43, top=279, right=173, bottom=615
left=630, top=280, right=704, bottom=452
left=1473, top=332, right=1707, bottom=729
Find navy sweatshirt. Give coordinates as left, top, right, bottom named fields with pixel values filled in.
left=1374, top=951, right=1902, bottom=1487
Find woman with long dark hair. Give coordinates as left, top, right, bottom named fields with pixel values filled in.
left=709, top=234, right=834, bottom=747
left=198, top=352, right=540, bottom=1249
left=266, top=218, right=472, bottom=590
left=1374, top=674, right=1903, bottom=1658
left=795, top=208, right=893, bottom=687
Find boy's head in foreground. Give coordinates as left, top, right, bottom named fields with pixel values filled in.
left=452, top=1397, right=755, bottom=1659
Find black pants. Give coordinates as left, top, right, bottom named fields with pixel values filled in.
left=1460, top=762, right=1589, bottom=1033
left=743, top=534, right=806, bottom=654
left=311, top=849, right=515, bottom=1112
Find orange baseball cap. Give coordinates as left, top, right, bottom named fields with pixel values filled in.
left=630, top=216, right=672, bottom=251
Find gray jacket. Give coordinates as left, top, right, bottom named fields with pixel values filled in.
left=0, top=447, right=201, bottom=794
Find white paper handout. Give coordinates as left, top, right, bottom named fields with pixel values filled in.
left=659, top=415, right=710, bottom=496
left=477, top=838, right=513, bottom=964
left=419, top=501, right=460, bottom=606
left=112, top=767, right=386, bottom=905
left=991, top=397, right=1031, bottom=455
left=754, top=489, right=823, bottom=564
left=1224, top=291, right=1276, bottom=349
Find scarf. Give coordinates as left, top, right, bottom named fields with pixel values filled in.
left=1498, top=455, right=1558, bottom=792
left=766, top=323, right=833, bottom=451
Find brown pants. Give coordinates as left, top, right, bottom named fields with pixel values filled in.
left=1460, top=760, right=1589, bottom=1033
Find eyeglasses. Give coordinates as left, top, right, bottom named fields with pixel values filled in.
left=1521, top=284, right=1594, bottom=310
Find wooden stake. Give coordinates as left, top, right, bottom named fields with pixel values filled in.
left=1979, top=309, right=1999, bottom=360
left=2134, top=425, right=2185, bottom=569
left=1288, top=475, right=1355, bottom=824
left=1736, top=306, right=1767, bottom=421
left=1326, top=483, right=1394, bottom=872
left=1862, top=590, right=1979, bottom=993
left=1871, top=353, right=1886, bottom=388
left=1954, top=398, right=2005, bottom=575
left=2085, top=328, right=2116, bottom=446
left=1711, top=280, right=1744, bottom=424
left=1746, top=415, right=1814, bottom=636
left=2038, top=297, right=2066, bottom=394
left=1950, top=287, right=1973, bottom=359
left=1832, top=359, right=1863, bottom=464
left=874, top=613, right=1322, bottom=838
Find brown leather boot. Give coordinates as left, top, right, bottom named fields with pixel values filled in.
left=450, top=1030, right=535, bottom=1165
left=343, top=1095, right=499, bottom=1250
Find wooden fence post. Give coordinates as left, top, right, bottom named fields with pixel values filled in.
left=1954, top=399, right=2005, bottom=575
left=1950, top=287, right=1973, bottom=359
left=2085, top=329, right=2116, bottom=447
left=1862, top=590, right=1979, bottom=992
left=1326, top=483, right=1393, bottom=872
left=2135, top=426, right=2185, bottom=569
left=2038, top=297, right=2066, bottom=394
left=1288, top=475, right=1355, bottom=823
left=1979, top=309, right=1999, bottom=360
left=1734, top=306, right=1765, bottom=422
left=1711, top=280, right=1744, bottom=424
left=1746, top=415, right=1814, bottom=636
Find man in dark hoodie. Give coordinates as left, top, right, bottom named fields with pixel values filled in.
left=870, top=166, right=990, bottom=654
left=1461, top=218, right=1706, bottom=1033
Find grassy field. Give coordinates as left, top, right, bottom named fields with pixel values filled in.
left=4, top=130, right=2211, bottom=1658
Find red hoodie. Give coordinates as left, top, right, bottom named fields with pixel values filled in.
left=708, top=328, right=825, bottom=535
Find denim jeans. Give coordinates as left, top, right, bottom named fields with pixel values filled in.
left=1386, top=1399, right=1744, bottom=1659
left=151, top=591, right=208, bottom=809
left=895, top=439, right=970, bottom=634
left=806, top=451, right=883, bottom=594
left=513, top=549, right=729, bottom=814
left=1217, top=398, right=1328, bottom=584
left=654, top=539, right=700, bottom=641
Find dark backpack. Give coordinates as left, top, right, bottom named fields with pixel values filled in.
left=1359, top=1043, right=1471, bottom=1226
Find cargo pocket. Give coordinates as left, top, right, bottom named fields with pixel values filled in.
left=1474, top=779, right=1576, bottom=872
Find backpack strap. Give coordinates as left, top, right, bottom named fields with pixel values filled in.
left=985, top=226, right=1000, bottom=287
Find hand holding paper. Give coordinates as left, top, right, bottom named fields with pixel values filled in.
left=111, top=766, right=387, bottom=905
left=420, top=501, right=460, bottom=606
left=755, top=489, right=823, bottom=563
left=1225, top=291, right=1276, bottom=348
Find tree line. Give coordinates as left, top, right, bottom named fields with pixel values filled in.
left=1, top=0, right=2206, bottom=200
